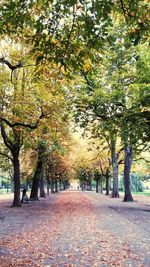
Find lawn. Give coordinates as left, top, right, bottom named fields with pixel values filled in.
left=0, top=188, right=12, bottom=194
left=132, top=190, right=150, bottom=196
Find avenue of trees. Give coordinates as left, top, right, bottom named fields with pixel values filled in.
left=0, top=0, right=149, bottom=206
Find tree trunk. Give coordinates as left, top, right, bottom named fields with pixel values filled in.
left=95, top=173, right=101, bottom=193
left=30, top=162, right=41, bottom=200
left=80, top=183, right=84, bottom=191
left=88, top=179, right=92, bottom=191
left=123, top=145, right=134, bottom=202
left=30, top=142, right=45, bottom=200
left=96, top=179, right=100, bottom=193
left=47, top=179, right=50, bottom=195
left=63, top=180, right=66, bottom=190
left=59, top=179, right=62, bottom=190
left=100, top=175, right=103, bottom=194
left=30, top=155, right=42, bottom=200
left=46, top=165, right=50, bottom=195
left=51, top=179, right=54, bottom=194
left=0, top=125, right=22, bottom=207
left=12, top=152, right=21, bottom=207
left=111, top=138, right=119, bottom=198
left=25, top=180, right=30, bottom=191
left=40, top=173, right=46, bottom=197
left=105, top=171, right=110, bottom=195
left=54, top=179, right=58, bottom=193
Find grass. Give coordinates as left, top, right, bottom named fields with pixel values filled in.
left=132, top=190, right=150, bottom=196
left=119, top=190, right=150, bottom=197
left=0, top=188, right=12, bottom=194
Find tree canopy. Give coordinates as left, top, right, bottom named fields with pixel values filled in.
left=0, top=0, right=149, bottom=206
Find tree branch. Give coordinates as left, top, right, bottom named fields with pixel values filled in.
left=0, top=110, right=44, bottom=129
left=0, top=58, right=23, bottom=71
left=0, top=57, right=23, bottom=82
left=119, top=0, right=128, bottom=21
left=117, top=147, right=124, bottom=159
left=133, top=157, right=150, bottom=163
left=118, top=159, right=124, bottom=165
left=0, top=124, right=13, bottom=151
left=0, top=152, right=13, bottom=162
left=66, top=6, right=76, bottom=50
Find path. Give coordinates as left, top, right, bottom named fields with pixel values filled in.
left=0, top=191, right=150, bottom=267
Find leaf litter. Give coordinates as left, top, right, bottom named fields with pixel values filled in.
left=0, top=191, right=149, bottom=266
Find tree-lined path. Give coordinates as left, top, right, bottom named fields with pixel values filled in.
left=0, top=191, right=150, bottom=267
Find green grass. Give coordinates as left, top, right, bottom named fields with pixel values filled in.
left=132, top=190, right=150, bottom=196
left=0, top=188, right=12, bottom=194
left=119, top=190, right=150, bottom=197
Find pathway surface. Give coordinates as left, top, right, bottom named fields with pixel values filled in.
left=0, top=191, right=150, bottom=267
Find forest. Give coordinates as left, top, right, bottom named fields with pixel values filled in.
left=0, top=0, right=149, bottom=207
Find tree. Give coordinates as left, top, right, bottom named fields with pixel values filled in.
left=0, top=43, right=52, bottom=205
left=30, top=140, right=47, bottom=200
left=0, top=52, right=43, bottom=207
left=0, top=0, right=149, bottom=205
left=71, top=15, right=149, bottom=201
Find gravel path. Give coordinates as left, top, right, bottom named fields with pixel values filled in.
left=86, top=192, right=150, bottom=266
left=0, top=191, right=150, bottom=267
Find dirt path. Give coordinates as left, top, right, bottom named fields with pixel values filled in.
left=0, top=191, right=150, bottom=267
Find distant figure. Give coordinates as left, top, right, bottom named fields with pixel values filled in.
left=21, top=188, right=28, bottom=203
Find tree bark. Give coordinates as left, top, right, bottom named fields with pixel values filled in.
left=111, top=138, right=119, bottom=198
left=51, top=179, right=54, bottom=194
left=30, top=160, right=42, bottom=200
left=59, top=179, right=62, bottom=190
left=123, top=145, right=134, bottom=202
left=100, top=175, right=103, bottom=194
left=96, top=179, right=100, bottom=193
left=54, top=179, right=58, bottom=193
left=30, top=142, right=46, bottom=200
left=95, top=173, right=101, bottom=193
left=63, top=180, right=66, bottom=190
left=12, top=151, right=21, bottom=207
left=40, top=173, right=46, bottom=197
left=46, top=179, right=50, bottom=195
left=105, top=171, right=110, bottom=195
left=30, top=151, right=42, bottom=200
left=88, top=179, right=92, bottom=191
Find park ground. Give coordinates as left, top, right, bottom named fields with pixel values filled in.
left=0, top=190, right=150, bottom=267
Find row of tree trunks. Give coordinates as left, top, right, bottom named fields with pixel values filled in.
left=110, top=136, right=134, bottom=201
left=95, top=139, right=133, bottom=202
left=95, top=171, right=110, bottom=195
left=31, top=162, right=68, bottom=199
left=49, top=179, right=68, bottom=194
left=1, top=128, right=134, bottom=206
